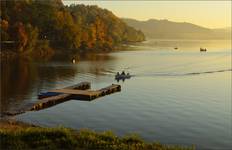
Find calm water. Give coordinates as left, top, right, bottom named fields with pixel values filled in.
left=1, top=39, right=231, bottom=149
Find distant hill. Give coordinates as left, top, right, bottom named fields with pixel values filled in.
left=211, top=27, right=231, bottom=39
left=123, top=18, right=231, bottom=39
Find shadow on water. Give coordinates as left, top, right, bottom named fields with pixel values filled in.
left=0, top=52, right=117, bottom=114
left=1, top=59, right=35, bottom=113
left=52, top=51, right=115, bottom=62
left=0, top=58, right=78, bottom=114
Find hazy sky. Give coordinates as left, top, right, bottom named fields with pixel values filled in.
left=63, top=0, right=231, bottom=29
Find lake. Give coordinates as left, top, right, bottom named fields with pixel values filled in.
left=1, top=39, right=231, bottom=149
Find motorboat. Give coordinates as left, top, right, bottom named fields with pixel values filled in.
left=200, top=48, right=207, bottom=52
left=115, top=73, right=131, bottom=80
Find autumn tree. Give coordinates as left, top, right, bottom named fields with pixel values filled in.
left=1, top=0, right=145, bottom=55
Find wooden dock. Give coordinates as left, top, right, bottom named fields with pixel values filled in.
left=3, top=82, right=121, bottom=116
left=50, top=84, right=121, bottom=101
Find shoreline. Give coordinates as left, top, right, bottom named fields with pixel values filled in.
left=0, top=43, right=132, bottom=62
left=0, top=118, right=195, bottom=150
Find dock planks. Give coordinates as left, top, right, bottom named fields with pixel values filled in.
left=3, top=82, right=121, bottom=116
left=3, top=82, right=91, bottom=116
left=50, top=84, right=121, bottom=101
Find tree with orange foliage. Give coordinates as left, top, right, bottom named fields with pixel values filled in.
left=15, top=22, right=28, bottom=52
left=1, top=19, right=9, bottom=41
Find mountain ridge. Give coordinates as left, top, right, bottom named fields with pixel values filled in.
left=123, top=18, right=231, bottom=39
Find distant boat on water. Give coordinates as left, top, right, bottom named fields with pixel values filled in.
left=174, top=47, right=178, bottom=50
left=200, top=48, right=207, bottom=52
left=115, top=72, right=131, bottom=81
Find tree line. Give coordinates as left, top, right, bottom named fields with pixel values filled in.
left=0, top=0, right=145, bottom=57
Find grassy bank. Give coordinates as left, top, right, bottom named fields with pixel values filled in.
left=0, top=120, right=194, bottom=150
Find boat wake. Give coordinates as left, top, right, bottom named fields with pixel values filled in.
left=185, top=69, right=231, bottom=76
left=134, top=68, right=232, bottom=77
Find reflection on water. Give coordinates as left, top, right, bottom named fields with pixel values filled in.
left=131, top=39, right=231, bottom=51
left=1, top=39, right=231, bottom=149
left=1, top=53, right=116, bottom=113
left=1, top=59, right=36, bottom=113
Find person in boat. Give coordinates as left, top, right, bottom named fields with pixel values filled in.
left=116, top=72, right=120, bottom=76
left=121, top=71, right=125, bottom=75
left=200, top=48, right=207, bottom=51
left=127, top=73, right=130, bottom=76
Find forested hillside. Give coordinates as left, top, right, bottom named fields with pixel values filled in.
left=0, top=0, right=145, bottom=57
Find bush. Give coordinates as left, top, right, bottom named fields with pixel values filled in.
left=0, top=127, right=195, bottom=150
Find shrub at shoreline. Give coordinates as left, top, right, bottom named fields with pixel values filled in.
left=0, top=120, right=194, bottom=150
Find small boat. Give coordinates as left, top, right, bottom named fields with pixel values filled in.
left=174, top=47, right=178, bottom=50
left=200, top=48, right=207, bottom=52
left=115, top=74, right=131, bottom=80
left=38, top=92, right=61, bottom=99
